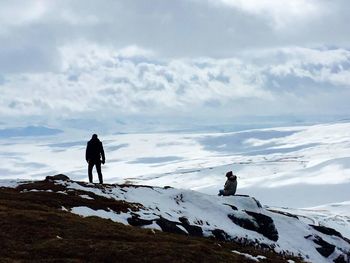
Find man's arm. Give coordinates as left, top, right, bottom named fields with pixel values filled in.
left=224, top=180, right=229, bottom=190
left=85, top=142, right=89, bottom=162
left=100, top=142, right=105, bottom=164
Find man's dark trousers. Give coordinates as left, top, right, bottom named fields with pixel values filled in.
left=88, top=160, right=103, bottom=184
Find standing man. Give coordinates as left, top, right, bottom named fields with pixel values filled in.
left=85, top=134, right=105, bottom=184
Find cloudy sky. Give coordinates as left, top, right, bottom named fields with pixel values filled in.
left=1, top=0, right=350, bottom=132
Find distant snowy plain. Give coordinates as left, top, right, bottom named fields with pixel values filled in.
left=1, top=122, right=350, bottom=210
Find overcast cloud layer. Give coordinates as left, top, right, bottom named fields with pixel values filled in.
left=1, top=0, right=350, bottom=131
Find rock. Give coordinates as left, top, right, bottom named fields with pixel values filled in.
left=156, top=217, right=188, bottom=235
left=310, top=225, right=343, bottom=239
left=126, top=215, right=203, bottom=237
left=179, top=217, right=203, bottom=237
left=127, top=215, right=153, bottom=227
left=223, top=204, right=238, bottom=211
left=45, top=174, right=70, bottom=181
left=333, top=255, right=349, bottom=263
left=267, top=209, right=299, bottom=219
left=252, top=197, right=263, bottom=208
left=246, top=211, right=279, bottom=242
left=228, top=211, right=279, bottom=241
left=211, top=229, right=231, bottom=241
left=305, top=234, right=335, bottom=258
left=228, top=214, right=258, bottom=233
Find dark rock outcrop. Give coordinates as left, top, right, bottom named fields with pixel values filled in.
left=310, top=225, right=343, bottom=239
left=252, top=197, right=263, bottom=208
left=333, top=254, right=350, bottom=263
left=128, top=215, right=154, bottom=227
left=45, top=174, right=70, bottom=181
left=267, top=209, right=299, bottom=219
left=223, top=203, right=238, bottom=211
left=156, top=217, right=188, bottom=235
left=228, top=211, right=279, bottom=242
left=211, top=229, right=231, bottom=241
left=179, top=217, right=203, bottom=237
left=246, top=211, right=279, bottom=242
left=305, top=234, right=335, bottom=258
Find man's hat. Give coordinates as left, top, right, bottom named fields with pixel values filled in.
left=226, top=171, right=233, bottom=177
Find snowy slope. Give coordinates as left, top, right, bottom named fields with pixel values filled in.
left=2, top=176, right=349, bottom=263
left=0, top=122, right=349, bottom=208
left=269, top=201, right=350, bottom=240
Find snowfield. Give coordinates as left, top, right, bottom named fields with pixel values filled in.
left=0, top=122, right=349, bottom=208
left=270, top=201, right=350, bottom=240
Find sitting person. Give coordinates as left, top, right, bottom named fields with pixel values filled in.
left=218, top=171, right=237, bottom=196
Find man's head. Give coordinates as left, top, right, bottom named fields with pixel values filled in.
left=226, top=171, right=237, bottom=180
left=92, top=134, right=98, bottom=139
left=226, top=171, right=233, bottom=177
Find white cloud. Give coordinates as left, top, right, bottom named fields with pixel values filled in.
left=266, top=47, right=350, bottom=86
left=118, top=45, right=155, bottom=58
left=0, top=0, right=349, bottom=64
left=0, top=43, right=271, bottom=120
left=211, top=0, right=326, bottom=29
left=0, top=0, right=50, bottom=34
left=1, top=43, right=350, bottom=129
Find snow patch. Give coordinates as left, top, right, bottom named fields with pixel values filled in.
left=232, top=250, right=267, bottom=262
left=79, top=194, right=94, bottom=200
left=71, top=206, right=129, bottom=224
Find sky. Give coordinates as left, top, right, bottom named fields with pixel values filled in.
left=1, top=0, right=350, bottom=133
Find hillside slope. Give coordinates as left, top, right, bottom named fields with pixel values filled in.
left=1, top=175, right=349, bottom=262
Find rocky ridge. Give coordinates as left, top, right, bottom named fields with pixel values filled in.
left=1, top=174, right=350, bottom=262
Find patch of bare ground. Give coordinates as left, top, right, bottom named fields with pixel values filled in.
left=0, top=180, right=304, bottom=262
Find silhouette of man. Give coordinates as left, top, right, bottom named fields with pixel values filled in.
left=85, top=134, right=105, bottom=184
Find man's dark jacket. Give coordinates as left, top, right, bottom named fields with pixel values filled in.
left=86, top=137, right=105, bottom=163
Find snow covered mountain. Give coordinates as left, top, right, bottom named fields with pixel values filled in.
left=1, top=121, right=350, bottom=209
left=2, top=175, right=349, bottom=263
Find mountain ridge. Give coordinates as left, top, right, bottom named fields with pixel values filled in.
left=1, top=174, right=349, bottom=262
